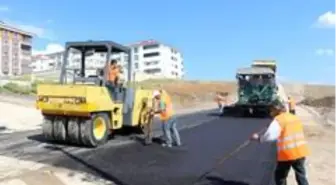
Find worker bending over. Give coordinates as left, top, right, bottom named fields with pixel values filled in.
left=251, top=99, right=310, bottom=185
left=288, top=96, right=296, bottom=115
left=151, top=90, right=182, bottom=148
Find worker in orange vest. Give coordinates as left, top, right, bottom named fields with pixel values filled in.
left=250, top=99, right=310, bottom=185
left=107, top=59, right=120, bottom=85
left=151, top=90, right=182, bottom=148
left=106, top=59, right=121, bottom=100
left=288, top=96, right=296, bottom=115
left=214, top=92, right=228, bottom=113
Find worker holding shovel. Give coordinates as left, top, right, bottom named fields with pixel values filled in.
left=151, top=90, right=182, bottom=148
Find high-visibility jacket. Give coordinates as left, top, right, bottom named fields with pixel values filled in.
left=275, top=112, right=310, bottom=161
left=288, top=97, right=296, bottom=111
left=159, top=94, right=174, bottom=121
left=214, top=94, right=226, bottom=104
left=107, top=65, right=120, bottom=82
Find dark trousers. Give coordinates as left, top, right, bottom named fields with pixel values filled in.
left=290, top=109, right=296, bottom=115
left=106, top=81, right=122, bottom=101
left=275, top=157, right=309, bottom=185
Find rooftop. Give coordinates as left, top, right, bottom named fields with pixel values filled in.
left=66, top=40, right=130, bottom=53
left=236, top=67, right=275, bottom=75
left=0, top=21, right=34, bottom=37
left=128, top=39, right=180, bottom=52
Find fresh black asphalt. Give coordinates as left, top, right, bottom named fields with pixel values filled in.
left=0, top=109, right=277, bottom=185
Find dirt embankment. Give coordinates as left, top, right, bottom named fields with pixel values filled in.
left=0, top=80, right=237, bottom=109
left=289, top=85, right=336, bottom=185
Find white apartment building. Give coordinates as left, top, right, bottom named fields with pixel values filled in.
left=31, top=39, right=185, bottom=81
left=0, top=21, right=33, bottom=76
left=30, top=55, right=55, bottom=72
left=129, top=40, right=184, bottom=80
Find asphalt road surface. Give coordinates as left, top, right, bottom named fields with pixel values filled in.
left=0, top=109, right=276, bottom=185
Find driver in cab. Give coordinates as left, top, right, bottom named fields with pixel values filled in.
left=106, top=59, right=121, bottom=100
left=107, top=59, right=120, bottom=86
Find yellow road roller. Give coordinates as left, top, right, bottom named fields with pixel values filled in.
left=35, top=40, right=155, bottom=147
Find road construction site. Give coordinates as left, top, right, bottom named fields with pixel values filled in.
left=0, top=85, right=334, bottom=185
left=0, top=46, right=334, bottom=185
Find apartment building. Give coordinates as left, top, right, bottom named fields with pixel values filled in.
left=31, top=55, right=55, bottom=72
left=31, top=39, right=185, bottom=81
left=0, top=21, right=33, bottom=76
left=129, top=40, right=184, bottom=79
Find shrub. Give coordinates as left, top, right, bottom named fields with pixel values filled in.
left=2, top=83, right=32, bottom=95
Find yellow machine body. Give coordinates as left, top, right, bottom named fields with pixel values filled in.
left=36, top=84, right=154, bottom=130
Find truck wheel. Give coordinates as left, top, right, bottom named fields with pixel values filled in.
left=42, top=116, right=54, bottom=141
left=80, top=113, right=109, bottom=147
left=67, top=118, right=81, bottom=145
left=53, top=117, right=67, bottom=143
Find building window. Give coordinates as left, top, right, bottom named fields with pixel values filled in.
left=171, top=48, right=178, bottom=54
left=143, top=52, right=160, bottom=58
left=134, top=63, right=139, bottom=69
left=21, top=44, right=32, bottom=51
left=124, top=56, right=128, bottom=61
left=143, top=44, right=159, bottom=50
left=171, top=56, right=177, bottom=61
left=145, top=61, right=159, bottom=66
left=134, top=55, right=138, bottom=61
left=144, top=68, right=161, bottom=74
left=134, top=47, right=138, bottom=53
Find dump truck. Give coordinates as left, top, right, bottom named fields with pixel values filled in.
left=251, top=60, right=277, bottom=73
left=252, top=59, right=290, bottom=111
left=223, top=67, right=278, bottom=117
left=36, top=40, right=156, bottom=147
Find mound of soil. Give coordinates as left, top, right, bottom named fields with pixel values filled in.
left=300, top=96, right=335, bottom=108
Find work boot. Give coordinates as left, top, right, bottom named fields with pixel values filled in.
left=173, top=141, right=182, bottom=147
left=144, top=139, right=152, bottom=145
left=161, top=143, right=172, bottom=148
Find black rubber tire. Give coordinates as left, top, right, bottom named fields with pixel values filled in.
left=42, top=116, right=54, bottom=141
left=67, top=118, right=81, bottom=145
left=53, top=117, right=67, bottom=143
left=80, top=113, right=110, bottom=147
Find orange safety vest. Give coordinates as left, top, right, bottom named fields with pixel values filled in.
left=214, top=94, right=226, bottom=105
left=288, top=97, right=296, bottom=110
left=275, top=112, right=310, bottom=161
left=108, top=65, right=120, bottom=82
left=159, top=94, right=174, bottom=121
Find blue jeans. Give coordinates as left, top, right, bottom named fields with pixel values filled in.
left=161, top=116, right=181, bottom=146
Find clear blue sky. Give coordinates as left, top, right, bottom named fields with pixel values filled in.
left=1, top=0, right=335, bottom=84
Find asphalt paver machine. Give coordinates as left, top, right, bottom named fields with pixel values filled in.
left=223, top=67, right=278, bottom=117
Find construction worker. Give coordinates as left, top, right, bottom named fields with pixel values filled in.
left=151, top=90, right=182, bottom=148
left=214, top=92, right=228, bottom=113
left=250, top=99, right=310, bottom=185
left=107, top=59, right=120, bottom=85
left=106, top=59, right=120, bottom=100
left=288, top=96, right=296, bottom=115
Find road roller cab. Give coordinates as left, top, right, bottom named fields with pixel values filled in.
left=36, top=40, right=154, bottom=147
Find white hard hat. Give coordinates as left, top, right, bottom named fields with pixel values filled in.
left=152, top=90, right=161, bottom=98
